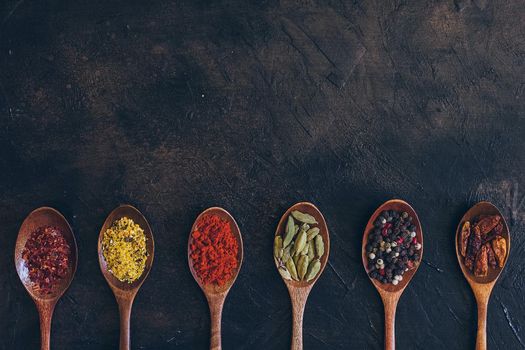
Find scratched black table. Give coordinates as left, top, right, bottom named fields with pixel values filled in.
left=1, top=0, right=524, bottom=349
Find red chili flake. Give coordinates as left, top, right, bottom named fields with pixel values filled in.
left=412, top=237, right=418, bottom=244
left=397, top=238, right=404, bottom=244
left=379, top=269, right=385, bottom=276
left=22, top=226, right=71, bottom=294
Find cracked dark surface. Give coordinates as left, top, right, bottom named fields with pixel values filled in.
left=1, top=0, right=525, bottom=349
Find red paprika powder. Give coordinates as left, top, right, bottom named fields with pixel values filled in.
left=190, top=214, right=239, bottom=286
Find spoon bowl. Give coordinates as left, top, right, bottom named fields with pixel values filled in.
left=188, top=207, right=244, bottom=295
left=188, top=207, right=243, bottom=350
left=455, top=201, right=510, bottom=285
left=14, top=207, right=78, bottom=350
left=362, top=199, right=423, bottom=293
left=274, top=202, right=330, bottom=350
left=98, top=205, right=155, bottom=291
left=455, top=201, right=510, bottom=350
left=274, top=202, right=330, bottom=287
left=98, top=204, right=154, bottom=350
left=362, top=199, right=423, bottom=350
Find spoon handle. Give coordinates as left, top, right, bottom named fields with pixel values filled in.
left=36, top=301, right=56, bottom=350
left=289, top=287, right=311, bottom=350
left=475, top=298, right=488, bottom=350
left=208, top=295, right=225, bottom=350
left=116, top=296, right=134, bottom=350
left=382, top=294, right=399, bottom=350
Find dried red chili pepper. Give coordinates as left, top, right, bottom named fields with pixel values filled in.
left=483, top=222, right=503, bottom=244
left=492, top=235, right=507, bottom=267
left=459, top=221, right=471, bottom=257
left=474, top=245, right=488, bottom=277
left=22, top=226, right=71, bottom=294
left=475, top=215, right=501, bottom=236
left=463, top=215, right=506, bottom=275
left=190, top=215, right=239, bottom=286
left=466, top=226, right=482, bottom=264
left=464, top=256, right=474, bottom=271
left=485, top=243, right=497, bottom=268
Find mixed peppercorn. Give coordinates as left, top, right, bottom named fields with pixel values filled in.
left=22, top=226, right=71, bottom=294
left=365, top=210, right=421, bottom=285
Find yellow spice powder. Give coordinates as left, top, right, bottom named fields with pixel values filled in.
left=102, top=217, right=148, bottom=283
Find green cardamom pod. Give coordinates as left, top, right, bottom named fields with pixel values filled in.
left=274, top=236, right=283, bottom=259
left=300, top=241, right=309, bottom=256
left=297, top=255, right=310, bottom=280
left=315, top=235, right=324, bottom=258
left=306, top=259, right=321, bottom=281
left=294, top=229, right=307, bottom=256
left=286, top=258, right=299, bottom=280
left=291, top=210, right=318, bottom=224
left=306, top=227, right=320, bottom=241
left=294, top=225, right=299, bottom=236
left=290, top=241, right=296, bottom=257
left=293, top=253, right=300, bottom=267
left=308, top=239, right=316, bottom=259
left=278, top=267, right=292, bottom=280
left=283, top=216, right=295, bottom=248
left=282, top=245, right=291, bottom=263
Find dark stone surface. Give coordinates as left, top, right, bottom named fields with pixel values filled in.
left=1, top=0, right=525, bottom=349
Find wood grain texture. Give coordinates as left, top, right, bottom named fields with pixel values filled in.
left=116, top=294, right=134, bottom=350
left=14, top=207, right=77, bottom=350
left=455, top=202, right=510, bottom=350
left=188, top=207, right=243, bottom=350
left=275, top=202, right=330, bottom=350
left=98, top=205, right=155, bottom=350
left=36, top=300, right=56, bottom=350
left=475, top=290, right=489, bottom=350
left=206, top=293, right=226, bottom=350
left=381, top=293, right=398, bottom=350
left=287, top=285, right=311, bottom=350
left=1, top=0, right=525, bottom=349
left=362, top=200, right=423, bottom=350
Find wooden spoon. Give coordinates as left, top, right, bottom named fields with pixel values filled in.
left=362, top=199, right=423, bottom=350
left=14, top=207, right=78, bottom=350
left=455, top=201, right=510, bottom=350
left=188, top=207, right=244, bottom=350
left=274, top=202, right=330, bottom=350
left=98, top=204, right=155, bottom=350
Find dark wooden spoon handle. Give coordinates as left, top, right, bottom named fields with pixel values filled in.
left=208, top=294, right=226, bottom=350
left=475, top=297, right=488, bottom=350
left=36, top=301, right=56, bottom=350
left=382, top=294, right=399, bottom=350
left=116, top=296, right=134, bottom=350
left=289, top=287, right=311, bottom=350
left=472, top=285, right=492, bottom=350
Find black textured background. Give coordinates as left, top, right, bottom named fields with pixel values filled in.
left=1, top=0, right=525, bottom=349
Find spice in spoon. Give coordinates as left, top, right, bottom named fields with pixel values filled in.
left=189, top=214, right=239, bottom=286
left=22, top=226, right=71, bottom=294
left=102, top=217, right=148, bottom=283
left=459, top=215, right=506, bottom=277
left=274, top=210, right=324, bottom=282
left=365, top=210, right=421, bottom=285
